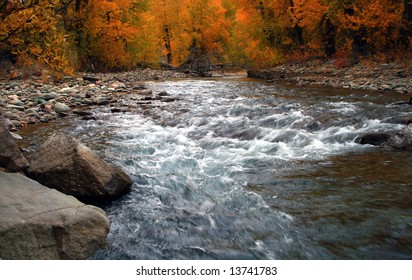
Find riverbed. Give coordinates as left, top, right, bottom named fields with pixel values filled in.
left=19, top=76, right=412, bottom=259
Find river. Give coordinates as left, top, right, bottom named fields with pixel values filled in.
left=19, top=76, right=412, bottom=259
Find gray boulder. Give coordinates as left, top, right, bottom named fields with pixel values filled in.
left=382, top=124, right=412, bottom=151
left=26, top=133, right=132, bottom=203
left=0, top=172, right=110, bottom=259
left=0, top=116, right=29, bottom=172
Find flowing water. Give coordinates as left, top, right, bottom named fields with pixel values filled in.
left=20, top=77, right=412, bottom=259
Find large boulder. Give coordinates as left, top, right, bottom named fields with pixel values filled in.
left=0, top=116, right=29, bottom=172
left=0, top=172, right=110, bottom=259
left=382, top=124, right=412, bottom=151
left=26, top=133, right=132, bottom=203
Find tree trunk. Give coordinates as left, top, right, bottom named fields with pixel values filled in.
left=344, top=6, right=367, bottom=62
left=405, top=0, right=412, bottom=22
left=324, top=18, right=336, bottom=56
left=289, top=0, right=304, bottom=50
left=163, top=25, right=172, bottom=64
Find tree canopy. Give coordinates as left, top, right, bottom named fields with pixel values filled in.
left=1, top=0, right=410, bottom=74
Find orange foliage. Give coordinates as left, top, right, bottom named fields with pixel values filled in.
left=1, top=0, right=410, bottom=73
left=82, top=0, right=139, bottom=70
left=0, top=0, right=73, bottom=76
left=339, top=0, right=406, bottom=54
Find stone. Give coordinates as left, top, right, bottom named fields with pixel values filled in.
left=8, top=99, right=24, bottom=106
left=0, top=172, right=110, bottom=260
left=26, top=133, right=132, bottom=203
left=2, top=117, right=13, bottom=130
left=54, top=102, right=71, bottom=113
left=357, top=132, right=391, bottom=146
left=0, top=117, right=29, bottom=172
left=157, top=91, right=168, bottom=97
left=6, top=104, right=25, bottom=111
left=383, top=116, right=412, bottom=125
left=39, top=92, right=57, bottom=101
left=10, top=119, right=21, bottom=127
left=382, top=124, right=412, bottom=151
left=73, top=110, right=93, bottom=116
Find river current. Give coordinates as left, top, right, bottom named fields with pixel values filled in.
left=21, top=77, right=412, bottom=259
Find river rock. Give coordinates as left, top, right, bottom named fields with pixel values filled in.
left=381, top=124, right=412, bottom=151
left=357, top=132, right=391, bottom=146
left=54, top=102, right=71, bottom=113
left=0, top=116, right=29, bottom=172
left=26, top=133, right=132, bottom=203
left=0, top=172, right=110, bottom=259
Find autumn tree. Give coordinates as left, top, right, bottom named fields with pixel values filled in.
left=338, top=0, right=406, bottom=61
left=0, top=0, right=73, bottom=76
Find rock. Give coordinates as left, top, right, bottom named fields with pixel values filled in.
left=383, top=116, right=412, bottom=125
left=357, top=132, right=391, bottom=146
left=0, top=117, right=29, bottom=172
left=135, top=89, right=153, bottom=96
left=8, top=99, right=24, bottom=106
left=82, top=115, right=97, bottom=121
left=157, top=91, right=168, bottom=97
left=6, top=104, right=25, bottom=111
left=26, top=133, right=132, bottom=203
left=54, top=102, right=71, bottom=113
left=0, top=172, right=110, bottom=259
left=2, top=117, right=13, bottom=130
left=382, top=124, right=412, bottom=151
left=39, top=92, right=57, bottom=101
left=83, top=76, right=100, bottom=83
left=161, top=97, right=177, bottom=103
left=110, top=108, right=122, bottom=113
left=10, top=119, right=21, bottom=127
left=73, top=110, right=93, bottom=116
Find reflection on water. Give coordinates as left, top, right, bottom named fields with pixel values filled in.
left=18, top=77, right=412, bottom=259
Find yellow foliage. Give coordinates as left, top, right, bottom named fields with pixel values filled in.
left=0, top=0, right=74, bottom=76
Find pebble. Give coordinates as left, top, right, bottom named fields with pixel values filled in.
left=248, top=60, right=411, bottom=94
left=0, top=69, right=186, bottom=131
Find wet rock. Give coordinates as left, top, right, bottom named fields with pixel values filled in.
left=157, top=91, right=168, bottom=97
left=135, top=89, right=153, bottom=96
left=161, top=97, right=177, bottom=103
left=82, top=115, right=97, bottom=121
left=0, top=172, right=110, bottom=260
left=383, top=116, right=412, bottom=125
left=381, top=124, right=412, bottom=151
left=0, top=116, right=29, bottom=172
left=26, top=133, right=132, bottom=203
left=110, top=108, right=122, bottom=113
left=73, top=110, right=93, bottom=116
left=357, top=132, right=391, bottom=146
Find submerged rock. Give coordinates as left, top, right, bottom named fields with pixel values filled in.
left=26, top=133, right=132, bottom=203
left=0, top=172, right=110, bottom=259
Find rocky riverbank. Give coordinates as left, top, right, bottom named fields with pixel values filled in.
left=248, top=59, right=412, bottom=94
left=0, top=68, right=188, bottom=132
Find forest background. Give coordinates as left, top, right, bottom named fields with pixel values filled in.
left=0, top=0, right=411, bottom=77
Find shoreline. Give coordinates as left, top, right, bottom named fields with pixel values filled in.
left=0, top=68, right=188, bottom=132
left=1, top=61, right=411, bottom=134
left=247, top=59, right=412, bottom=95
